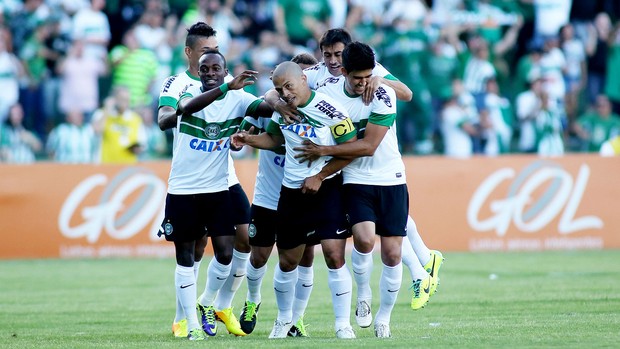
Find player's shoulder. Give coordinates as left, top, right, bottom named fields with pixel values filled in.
left=303, top=62, right=324, bottom=72
left=373, top=84, right=396, bottom=108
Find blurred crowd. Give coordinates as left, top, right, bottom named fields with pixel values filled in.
left=1, top=0, right=620, bottom=164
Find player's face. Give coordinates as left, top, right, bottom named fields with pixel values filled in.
left=187, top=36, right=219, bottom=66
left=343, top=69, right=373, bottom=96
left=198, top=53, right=228, bottom=91
left=273, top=73, right=308, bottom=107
left=321, top=42, right=346, bottom=77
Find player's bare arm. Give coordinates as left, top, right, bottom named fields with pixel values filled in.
left=295, top=122, right=388, bottom=163
left=264, top=88, right=301, bottom=124
left=179, top=70, right=259, bottom=114
left=157, top=106, right=177, bottom=131
left=300, top=139, right=356, bottom=194
left=231, top=128, right=284, bottom=151
left=362, top=76, right=412, bottom=105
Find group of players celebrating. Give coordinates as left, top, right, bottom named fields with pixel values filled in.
left=157, top=22, right=444, bottom=340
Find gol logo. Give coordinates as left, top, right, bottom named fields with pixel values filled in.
left=58, top=167, right=167, bottom=243
left=467, top=161, right=603, bottom=236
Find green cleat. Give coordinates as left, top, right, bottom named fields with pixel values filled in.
left=172, top=319, right=188, bottom=338
left=215, top=307, right=246, bottom=336
left=287, top=314, right=309, bottom=337
left=187, top=327, right=206, bottom=341
left=424, top=250, right=444, bottom=297
left=239, top=301, right=260, bottom=334
left=410, top=276, right=431, bottom=310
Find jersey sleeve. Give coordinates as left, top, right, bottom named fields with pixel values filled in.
left=373, top=62, right=399, bottom=81
left=266, top=113, right=284, bottom=137
left=368, top=85, right=397, bottom=127
left=303, top=64, right=321, bottom=89
left=158, top=75, right=180, bottom=109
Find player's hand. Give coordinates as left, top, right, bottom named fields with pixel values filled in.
left=362, top=76, right=382, bottom=105
left=230, top=127, right=255, bottom=149
left=301, top=175, right=322, bottom=195
left=228, top=70, right=259, bottom=90
left=294, top=140, right=322, bottom=167
left=275, top=99, right=302, bottom=124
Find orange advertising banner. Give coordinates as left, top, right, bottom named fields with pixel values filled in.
left=0, top=154, right=618, bottom=259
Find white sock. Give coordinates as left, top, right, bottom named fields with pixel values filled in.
left=273, top=264, right=297, bottom=323
left=402, top=236, right=429, bottom=281
left=193, top=259, right=202, bottom=280
left=246, top=262, right=267, bottom=304
left=198, top=258, right=231, bottom=306
left=351, top=247, right=373, bottom=302
left=328, top=264, right=353, bottom=330
left=407, top=216, right=431, bottom=266
left=175, top=264, right=199, bottom=330
left=292, top=265, right=314, bottom=324
left=214, top=249, right=249, bottom=310
left=375, top=263, right=402, bottom=325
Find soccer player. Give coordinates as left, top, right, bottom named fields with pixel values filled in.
left=231, top=61, right=357, bottom=339
left=266, top=28, right=443, bottom=312
left=238, top=53, right=319, bottom=338
left=157, top=22, right=250, bottom=337
left=162, top=50, right=272, bottom=341
left=294, top=42, right=416, bottom=337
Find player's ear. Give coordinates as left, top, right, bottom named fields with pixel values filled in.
left=341, top=67, right=348, bottom=76
left=184, top=46, right=191, bottom=60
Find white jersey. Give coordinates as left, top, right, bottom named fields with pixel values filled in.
left=158, top=71, right=241, bottom=186
left=303, top=61, right=393, bottom=90
left=242, top=116, right=284, bottom=210
left=167, top=84, right=262, bottom=194
left=266, top=90, right=357, bottom=189
left=442, top=104, right=474, bottom=158
left=317, top=79, right=405, bottom=185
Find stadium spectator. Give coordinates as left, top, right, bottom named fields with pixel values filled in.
left=275, top=0, right=332, bottom=49
left=92, top=86, right=146, bottom=164
left=480, top=77, right=512, bottom=155
left=0, top=103, right=42, bottom=163
left=109, top=28, right=159, bottom=111
left=139, top=107, right=167, bottom=161
left=42, top=15, right=71, bottom=125
left=572, top=95, right=620, bottom=152
left=441, top=82, right=477, bottom=158
left=585, top=12, right=612, bottom=105
left=516, top=73, right=545, bottom=153
left=57, top=39, right=106, bottom=121
left=535, top=90, right=564, bottom=156
left=604, top=22, right=620, bottom=115
left=0, top=28, right=23, bottom=124
left=559, top=23, right=586, bottom=123
left=71, top=0, right=110, bottom=63
left=46, top=109, right=96, bottom=163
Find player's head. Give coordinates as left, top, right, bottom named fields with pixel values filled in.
left=318, top=28, right=352, bottom=77
left=341, top=42, right=376, bottom=96
left=291, top=52, right=318, bottom=70
left=272, top=61, right=311, bottom=108
left=198, top=49, right=228, bottom=91
left=185, top=22, right=218, bottom=69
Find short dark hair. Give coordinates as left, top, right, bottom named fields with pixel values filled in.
left=201, top=49, right=226, bottom=67
left=342, top=41, right=375, bottom=72
left=318, top=28, right=352, bottom=51
left=291, top=52, right=318, bottom=66
left=186, top=22, right=217, bottom=48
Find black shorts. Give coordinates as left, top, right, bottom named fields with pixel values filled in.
left=344, top=183, right=409, bottom=237
left=229, top=183, right=251, bottom=225
left=248, top=204, right=278, bottom=247
left=276, top=174, right=349, bottom=250
left=160, top=191, right=235, bottom=242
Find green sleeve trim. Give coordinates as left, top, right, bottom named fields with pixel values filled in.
left=383, top=74, right=398, bottom=81
left=245, top=99, right=262, bottom=116
left=266, top=119, right=283, bottom=136
left=335, top=130, right=356, bottom=144
left=158, top=96, right=177, bottom=109
left=368, top=112, right=396, bottom=127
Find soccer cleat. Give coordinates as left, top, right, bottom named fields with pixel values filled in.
left=335, top=325, right=356, bottom=339
left=239, top=301, right=260, bottom=334
left=424, top=250, right=444, bottom=297
left=215, top=307, right=246, bottom=336
left=287, top=314, right=308, bottom=337
left=410, top=276, right=431, bottom=310
left=197, top=303, right=217, bottom=336
left=172, top=319, right=188, bottom=337
left=187, top=328, right=206, bottom=341
left=374, top=322, right=391, bottom=338
left=355, top=300, right=372, bottom=328
left=268, top=320, right=293, bottom=339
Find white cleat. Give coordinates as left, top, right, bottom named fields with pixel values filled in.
left=268, top=320, right=293, bottom=339
left=374, top=322, right=391, bottom=338
left=335, top=325, right=356, bottom=339
left=355, top=300, right=372, bottom=328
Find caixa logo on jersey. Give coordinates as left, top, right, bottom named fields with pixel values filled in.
left=58, top=167, right=166, bottom=243
left=467, top=161, right=603, bottom=236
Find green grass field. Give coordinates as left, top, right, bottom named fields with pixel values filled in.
left=2, top=250, right=619, bottom=348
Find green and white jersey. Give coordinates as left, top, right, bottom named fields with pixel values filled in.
left=241, top=116, right=284, bottom=210
left=168, top=84, right=262, bottom=194
left=303, top=61, right=395, bottom=90
left=158, top=72, right=242, bottom=186
left=317, top=79, right=405, bottom=185
left=266, top=90, right=356, bottom=189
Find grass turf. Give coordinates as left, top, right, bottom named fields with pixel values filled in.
left=1, top=250, right=619, bottom=348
